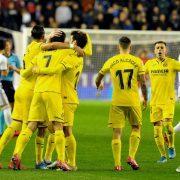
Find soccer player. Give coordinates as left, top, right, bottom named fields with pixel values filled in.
left=35, top=31, right=88, bottom=170
left=0, top=39, right=12, bottom=127
left=95, top=37, right=147, bottom=171
left=0, top=25, right=46, bottom=169
left=145, top=41, right=180, bottom=163
left=11, top=32, right=86, bottom=171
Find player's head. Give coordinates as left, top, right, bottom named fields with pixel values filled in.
left=154, top=41, right=167, bottom=59
left=119, top=36, right=131, bottom=52
left=70, top=31, right=87, bottom=48
left=0, top=39, right=5, bottom=51
left=31, top=25, right=45, bottom=40
left=50, top=31, right=66, bottom=43
left=4, top=39, right=13, bottom=52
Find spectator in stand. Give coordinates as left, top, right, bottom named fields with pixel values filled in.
left=55, top=1, right=72, bottom=28
left=0, top=0, right=179, bottom=31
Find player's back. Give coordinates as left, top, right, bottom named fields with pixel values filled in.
left=34, top=49, right=72, bottom=93
left=61, top=54, right=83, bottom=104
left=104, top=54, right=144, bottom=106
left=20, top=40, right=43, bottom=90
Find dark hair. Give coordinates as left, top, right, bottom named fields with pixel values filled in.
left=154, top=41, right=166, bottom=46
left=71, top=31, right=87, bottom=48
left=31, top=25, right=45, bottom=39
left=119, top=36, right=131, bottom=49
left=0, top=39, right=5, bottom=50
left=50, top=31, right=66, bottom=43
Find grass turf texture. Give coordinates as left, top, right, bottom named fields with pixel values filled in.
left=0, top=101, right=180, bottom=180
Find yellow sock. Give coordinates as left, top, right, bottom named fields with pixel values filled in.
left=129, top=129, right=141, bottom=159
left=112, top=139, right=121, bottom=166
left=65, top=134, right=76, bottom=167
left=35, top=136, right=44, bottom=164
left=55, top=130, right=65, bottom=162
left=44, top=133, right=55, bottom=162
left=13, top=128, right=33, bottom=158
left=0, top=120, right=21, bottom=155
left=164, top=122, right=174, bottom=148
left=154, top=126, right=166, bottom=157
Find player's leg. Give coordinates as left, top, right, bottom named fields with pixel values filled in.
left=0, top=120, right=22, bottom=156
left=163, top=118, right=175, bottom=159
left=44, top=123, right=55, bottom=165
left=127, top=106, right=142, bottom=170
left=108, top=105, right=124, bottom=171
left=0, top=88, right=12, bottom=126
left=35, top=127, right=46, bottom=169
left=12, top=121, right=37, bottom=170
left=44, top=92, right=69, bottom=171
left=63, top=104, right=78, bottom=170
left=163, top=104, right=176, bottom=159
left=151, top=106, right=167, bottom=162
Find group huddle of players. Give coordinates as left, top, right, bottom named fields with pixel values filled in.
left=0, top=25, right=179, bottom=172
left=0, top=25, right=91, bottom=171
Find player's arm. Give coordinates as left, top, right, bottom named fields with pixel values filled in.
left=138, top=59, right=148, bottom=108
left=138, top=74, right=148, bottom=106
left=33, top=64, right=65, bottom=75
left=20, top=64, right=33, bottom=78
left=20, top=57, right=37, bottom=78
left=95, top=60, right=110, bottom=89
left=95, top=73, right=104, bottom=90
left=83, top=33, right=92, bottom=56
left=33, top=55, right=73, bottom=75
left=173, top=59, right=180, bottom=71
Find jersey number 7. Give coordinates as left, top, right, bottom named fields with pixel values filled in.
left=116, top=69, right=133, bottom=89
left=43, top=55, right=52, bottom=67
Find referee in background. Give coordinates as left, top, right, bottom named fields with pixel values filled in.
left=0, top=39, right=21, bottom=136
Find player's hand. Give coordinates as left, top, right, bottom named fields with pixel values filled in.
left=98, top=82, right=104, bottom=91
left=142, top=100, right=147, bottom=110
left=46, top=29, right=62, bottom=41
left=8, top=65, right=15, bottom=70
left=32, top=66, right=40, bottom=74
left=73, top=45, right=84, bottom=57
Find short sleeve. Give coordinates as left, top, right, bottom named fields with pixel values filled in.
left=144, top=61, right=149, bottom=74
left=61, top=55, right=73, bottom=70
left=83, top=33, right=92, bottom=56
left=99, top=59, right=111, bottom=75
left=172, top=59, right=180, bottom=71
left=0, top=56, right=8, bottom=70
left=15, top=55, right=21, bottom=68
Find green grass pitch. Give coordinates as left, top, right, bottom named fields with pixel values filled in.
left=0, top=101, right=180, bottom=180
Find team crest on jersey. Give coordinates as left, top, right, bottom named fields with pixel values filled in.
left=163, top=62, right=168, bottom=67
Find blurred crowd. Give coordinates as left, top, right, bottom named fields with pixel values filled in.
left=0, top=0, right=179, bottom=31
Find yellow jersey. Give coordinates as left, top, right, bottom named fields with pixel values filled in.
left=20, top=40, right=43, bottom=90
left=33, top=49, right=74, bottom=93
left=83, top=33, right=92, bottom=56
left=61, top=54, right=83, bottom=104
left=145, top=57, right=180, bottom=105
left=100, top=54, right=145, bottom=106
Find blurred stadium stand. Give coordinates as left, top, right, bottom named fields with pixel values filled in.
left=0, top=0, right=179, bottom=31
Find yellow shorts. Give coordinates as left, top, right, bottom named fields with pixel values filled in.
left=63, top=104, right=78, bottom=127
left=108, top=105, right=142, bottom=128
left=150, top=103, right=175, bottom=123
left=12, top=86, right=33, bottom=123
left=28, top=92, right=64, bottom=123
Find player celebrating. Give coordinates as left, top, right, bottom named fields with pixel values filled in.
left=145, top=41, right=180, bottom=163
left=36, top=31, right=88, bottom=170
left=95, top=37, right=147, bottom=171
